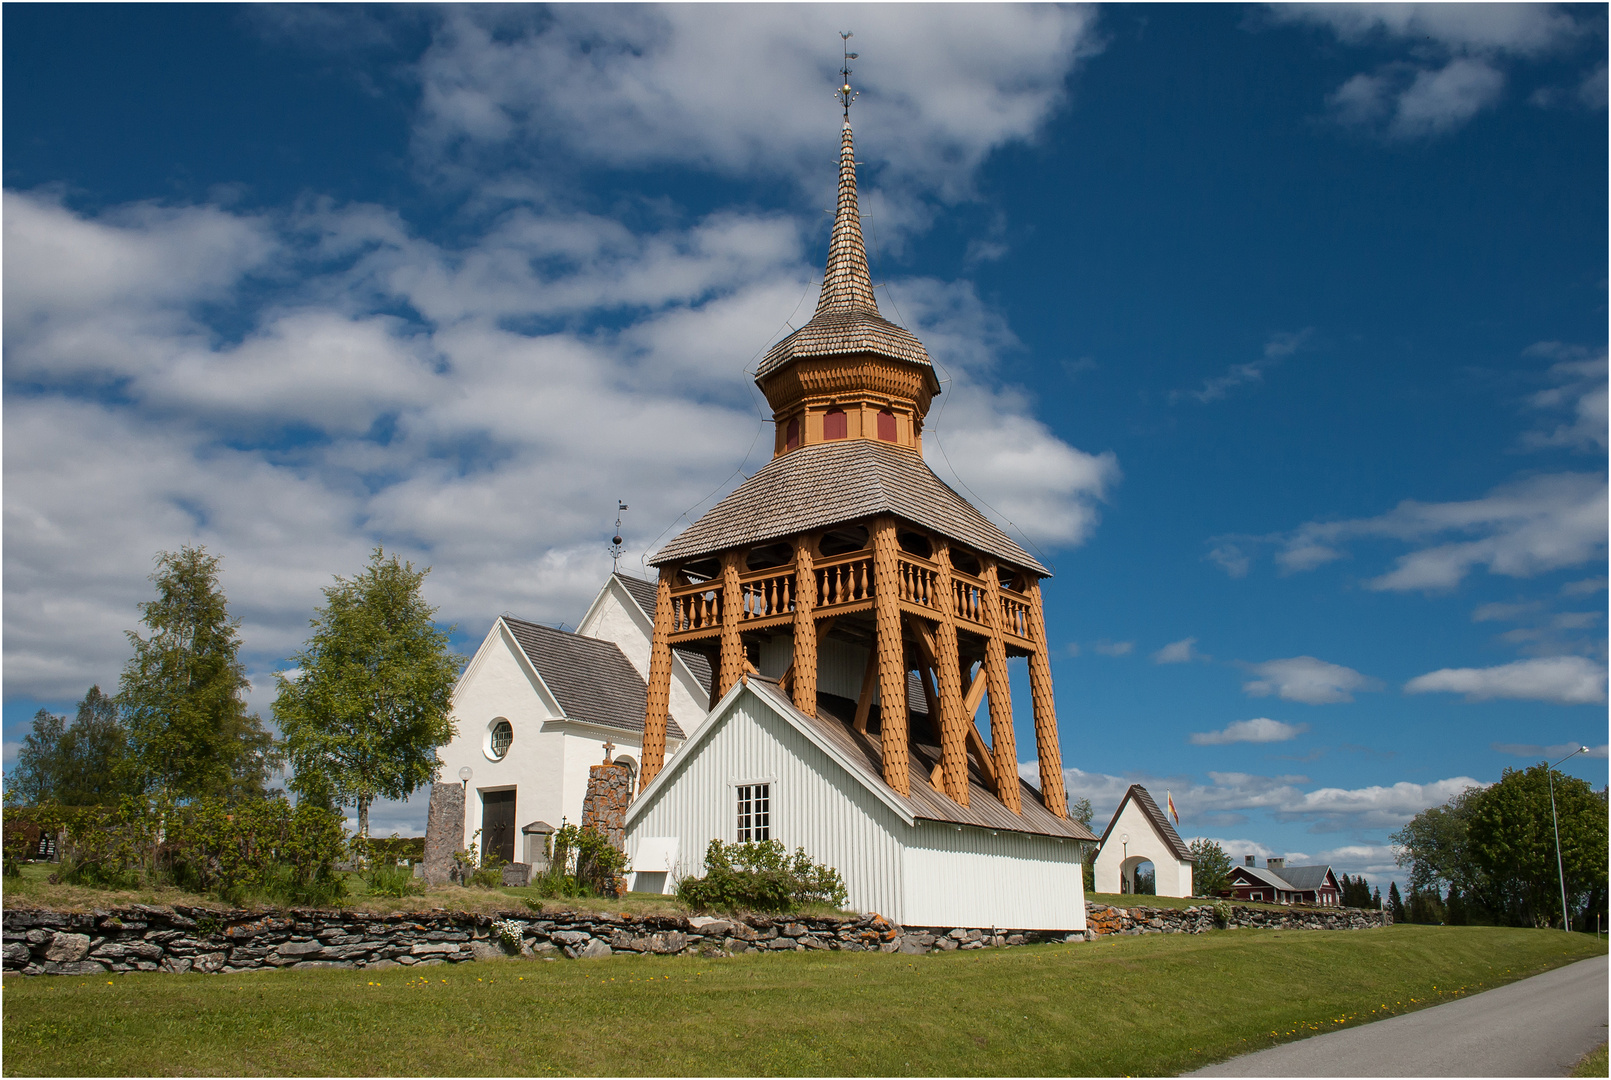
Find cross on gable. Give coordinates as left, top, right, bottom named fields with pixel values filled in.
left=602, top=740, right=615, bottom=764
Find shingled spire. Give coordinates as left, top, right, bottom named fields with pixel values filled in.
left=816, top=121, right=879, bottom=317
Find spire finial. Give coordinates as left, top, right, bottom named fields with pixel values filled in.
left=838, top=32, right=859, bottom=120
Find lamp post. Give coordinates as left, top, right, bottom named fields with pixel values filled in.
left=1121, top=833, right=1130, bottom=894
left=1548, top=745, right=1587, bottom=932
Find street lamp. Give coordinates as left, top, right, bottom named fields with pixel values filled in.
left=1548, top=745, right=1587, bottom=933
left=1121, top=833, right=1130, bottom=894
left=459, top=765, right=473, bottom=791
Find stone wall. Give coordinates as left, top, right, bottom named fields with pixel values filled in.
left=1086, top=902, right=1392, bottom=935
left=580, top=761, right=633, bottom=850
left=2, top=901, right=1389, bottom=977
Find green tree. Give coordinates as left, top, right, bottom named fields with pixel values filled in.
left=118, top=547, right=282, bottom=800
left=1387, top=881, right=1405, bottom=922
left=275, top=549, right=464, bottom=839
left=1070, top=796, right=1095, bottom=828
left=1188, top=837, right=1232, bottom=897
left=1390, top=786, right=1482, bottom=896
left=1464, top=763, right=1608, bottom=929
left=8, top=708, right=70, bottom=805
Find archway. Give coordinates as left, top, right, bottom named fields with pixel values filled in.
left=1120, top=856, right=1156, bottom=895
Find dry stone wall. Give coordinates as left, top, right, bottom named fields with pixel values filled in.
left=2, top=900, right=1388, bottom=976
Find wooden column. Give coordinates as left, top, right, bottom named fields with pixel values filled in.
left=870, top=516, right=910, bottom=795
left=791, top=536, right=818, bottom=715
left=717, top=550, right=745, bottom=701
left=641, top=567, right=677, bottom=786
left=930, top=541, right=970, bottom=807
left=1025, top=577, right=1069, bottom=819
left=981, top=557, right=1022, bottom=814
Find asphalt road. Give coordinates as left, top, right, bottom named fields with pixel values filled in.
left=1190, top=953, right=1609, bottom=1077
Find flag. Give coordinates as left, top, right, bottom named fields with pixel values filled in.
left=1167, top=791, right=1179, bottom=824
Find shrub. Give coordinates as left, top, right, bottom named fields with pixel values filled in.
left=528, top=821, right=626, bottom=898
left=677, top=839, right=847, bottom=913
left=490, top=918, right=525, bottom=953
left=1212, top=901, right=1232, bottom=928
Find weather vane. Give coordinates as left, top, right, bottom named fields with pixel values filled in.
left=838, top=31, right=859, bottom=119
left=607, top=501, right=629, bottom=571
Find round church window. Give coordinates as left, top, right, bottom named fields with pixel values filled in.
left=488, top=718, right=513, bottom=760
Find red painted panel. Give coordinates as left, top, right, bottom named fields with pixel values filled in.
left=824, top=408, right=847, bottom=440
left=877, top=409, right=896, bottom=441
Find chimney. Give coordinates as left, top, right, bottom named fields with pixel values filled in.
left=1267, top=857, right=1285, bottom=870
left=1244, top=855, right=1255, bottom=866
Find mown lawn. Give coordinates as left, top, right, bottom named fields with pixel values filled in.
left=3, top=924, right=1602, bottom=1076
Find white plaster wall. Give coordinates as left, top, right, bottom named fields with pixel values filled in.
left=903, top=822, right=1086, bottom=931
left=576, top=578, right=709, bottom=735
left=437, top=623, right=568, bottom=852
left=1092, top=799, right=1194, bottom=897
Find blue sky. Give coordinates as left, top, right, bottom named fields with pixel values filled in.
left=5, top=4, right=1606, bottom=886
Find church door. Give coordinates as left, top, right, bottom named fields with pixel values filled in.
left=482, top=789, right=517, bottom=865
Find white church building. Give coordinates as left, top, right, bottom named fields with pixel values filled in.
left=434, top=574, right=709, bottom=866
left=1092, top=784, right=1196, bottom=898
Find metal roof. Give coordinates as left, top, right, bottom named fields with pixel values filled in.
left=1097, top=784, right=1195, bottom=863
left=502, top=617, right=685, bottom=741
left=1228, top=863, right=1335, bottom=893
left=781, top=681, right=1095, bottom=842
left=648, top=439, right=1048, bottom=575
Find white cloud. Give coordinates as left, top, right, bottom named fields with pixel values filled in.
left=1206, top=543, right=1250, bottom=578
left=1172, top=329, right=1311, bottom=405
left=1190, top=718, right=1308, bottom=746
left=1276, top=3, right=1589, bottom=140
left=1522, top=344, right=1607, bottom=452
left=1405, top=656, right=1607, bottom=705
left=1272, top=473, right=1607, bottom=592
left=1153, top=637, right=1205, bottom=664
left=1093, top=640, right=1134, bottom=657
left=1242, top=656, right=1383, bottom=705
left=1047, top=762, right=1483, bottom=834
left=409, top=5, right=1099, bottom=204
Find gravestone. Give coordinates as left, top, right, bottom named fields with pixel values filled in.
left=422, top=782, right=465, bottom=885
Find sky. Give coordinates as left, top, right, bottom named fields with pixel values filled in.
left=4, top=3, right=1606, bottom=889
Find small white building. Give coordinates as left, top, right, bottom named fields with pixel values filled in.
left=435, top=574, right=709, bottom=864
left=625, top=675, right=1091, bottom=930
left=1092, top=784, right=1195, bottom=897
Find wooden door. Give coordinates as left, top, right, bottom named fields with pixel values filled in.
left=482, top=789, right=517, bottom=865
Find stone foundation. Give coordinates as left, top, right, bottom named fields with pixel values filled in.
left=2, top=900, right=1388, bottom=976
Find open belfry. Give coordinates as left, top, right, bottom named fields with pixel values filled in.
left=638, top=52, right=1069, bottom=825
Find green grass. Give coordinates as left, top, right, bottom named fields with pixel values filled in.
left=1572, top=1043, right=1609, bottom=1078
left=3, top=924, right=1602, bottom=1076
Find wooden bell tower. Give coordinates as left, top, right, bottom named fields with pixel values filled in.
left=637, top=73, right=1069, bottom=821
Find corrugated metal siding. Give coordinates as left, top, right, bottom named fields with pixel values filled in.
left=817, top=636, right=867, bottom=701
left=626, top=686, right=908, bottom=919
left=902, top=821, right=1086, bottom=931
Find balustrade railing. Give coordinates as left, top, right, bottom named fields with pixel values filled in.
left=816, top=553, right=872, bottom=608
left=999, top=589, right=1032, bottom=639
left=896, top=554, right=940, bottom=610
left=950, top=570, right=988, bottom=626
left=738, top=567, right=794, bottom=621
left=669, top=582, right=722, bottom=634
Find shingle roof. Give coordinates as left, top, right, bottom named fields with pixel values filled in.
left=1098, top=784, right=1194, bottom=863
left=1272, top=864, right=1334, bottom=891
left=760, top=679, right=1096, bottom=842
left=648, top=439, right=1048, bottom=575
left=502, top=617, right=685, bottom=741
left=753, top=121, right=936, bottom=387
left=609, top=573, right=714, bottom=695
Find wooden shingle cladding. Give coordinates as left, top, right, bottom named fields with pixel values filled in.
left=501, top=617, right=685, bottom=740
left=648, top=439, right=1047, bottom=575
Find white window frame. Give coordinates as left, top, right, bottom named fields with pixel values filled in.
left=730, top=777, right=777, bottom=843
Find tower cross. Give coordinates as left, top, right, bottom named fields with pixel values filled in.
left=838, top=31, right=859, bottom=119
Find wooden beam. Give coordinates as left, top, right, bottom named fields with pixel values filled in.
left=963, top=664, right=988, bottom=717
left=981, top=556, right=1022, bottom=814
left=966, top=720, right=997, bottom=791
left=853, top=643, right=878, bottom=733
left=917, top=663, right=941, bottom=735
left=871, top=517, right=910, bottom=795
left=791, top=535, right=818, bottom=715
left=640, top=567, right=677, bottom=786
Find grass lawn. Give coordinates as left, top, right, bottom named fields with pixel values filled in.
left=1572, top=1043, right=1609, bottom=1078
left=1, top=863, right=695, bottom=919
left=3, top=924, right=1602, bottom=1076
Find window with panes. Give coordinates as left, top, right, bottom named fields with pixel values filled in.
left=736, top=783, right=770, bottom=842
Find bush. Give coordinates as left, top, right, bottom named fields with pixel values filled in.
left=677, top=840, right=847, bottom=913
left=525, top=821, right=626, bottom=898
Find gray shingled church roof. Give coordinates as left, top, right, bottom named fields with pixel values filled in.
left=610, top=574, right=715, bottom=695
left=502, top=617, right=685, bottom=741
left=1098, top=784, right=1195, bottom=863
left=1230, top=863, right=1335, bottom=893
left=648, top=439, right=1048, bottom=575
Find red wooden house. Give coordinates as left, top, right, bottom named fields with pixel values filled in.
left=1223, top=857, right=1342, bottom=906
